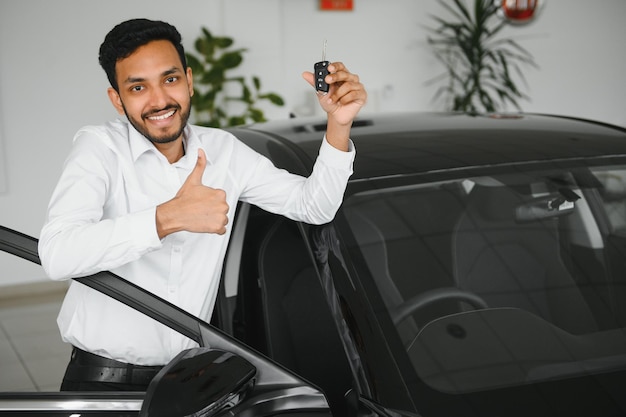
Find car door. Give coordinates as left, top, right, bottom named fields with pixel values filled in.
left=0, top=225, right=332, bottom=416
left=214, top=203, right=356, bottom=416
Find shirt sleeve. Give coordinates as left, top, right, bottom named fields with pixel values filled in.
left=238, top=135, right=355, bottom=224
left=38, top=133, right=162, bottom=281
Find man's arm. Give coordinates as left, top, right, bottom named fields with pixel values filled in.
left=38, top=136, right=163, bottom=280
left=234, top=61, right=366, bottom=224
left=157, top=62, right=367, bottom=238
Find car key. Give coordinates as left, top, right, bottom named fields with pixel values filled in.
left=314, top=40, right=330, bottom=94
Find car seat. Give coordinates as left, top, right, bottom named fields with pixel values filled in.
left=343, top=185, right=469, bottom=347
left=452, top=184, right=598, bottom=335
left=345, top=211, right=421, bottom=346
left=256, top=217, right=352, bottom=415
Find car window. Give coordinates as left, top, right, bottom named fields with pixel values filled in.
left=339, top=165, right=626, bottom=395
left=592, top=167, right=626, bottom=231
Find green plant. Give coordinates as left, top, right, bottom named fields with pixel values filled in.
left=185, top=27, right=285, bottom=127
left=426, top=0, right=537, bottom=113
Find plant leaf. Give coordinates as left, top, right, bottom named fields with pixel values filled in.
left=220, top=51, right=244, bottom=69
left=228, top=116, right=247, bottom=126
left=215, top=36, right=234, bottom=49
left=186, top=27, right=285, bottom=126
left=252, top=76, right=261, bottom=91
left=426, top=0, right=536, bottom=113
left=249, top=108, right=266, bottom=123
left=261, top=93, right=285, bottom=106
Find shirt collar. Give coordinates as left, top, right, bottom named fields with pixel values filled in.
left=128, top=121, right=157, bottom=162
left=127, top=121, right=206, bottom=168
left=177, top=126, right=205, bottom=170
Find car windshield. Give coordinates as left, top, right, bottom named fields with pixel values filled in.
left=339, top=162, right=626, bottom=394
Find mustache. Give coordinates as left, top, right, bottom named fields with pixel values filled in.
left=142, top=104, right=180, bottom=119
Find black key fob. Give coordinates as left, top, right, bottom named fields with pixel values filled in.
left=315, top=60, right=330, bottom=94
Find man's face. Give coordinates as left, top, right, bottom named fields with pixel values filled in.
left=107, top=40, right=193, bottom=145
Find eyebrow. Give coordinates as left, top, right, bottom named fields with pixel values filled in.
left=122, top=66, right=182, bottom=85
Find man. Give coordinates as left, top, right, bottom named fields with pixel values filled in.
left=38, top=18, right=366, bottom=392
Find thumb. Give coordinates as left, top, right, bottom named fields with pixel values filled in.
left=186, top=148, right=207, bottom=185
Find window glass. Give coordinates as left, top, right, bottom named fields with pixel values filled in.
left=340, top=166, right=626, bottom=394
left=592, top=167, right=626, bottom=231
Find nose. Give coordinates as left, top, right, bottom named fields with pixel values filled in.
left=148, top=85, right=169, bottom=110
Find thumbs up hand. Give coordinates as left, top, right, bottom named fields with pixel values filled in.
left=184, top=147, right=209, bottom=187
left=156, top=149, right=229, bottom=238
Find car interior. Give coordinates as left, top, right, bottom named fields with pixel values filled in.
left=452, top=182, right=599, bottom=335
left=226, top=206, right=353, bottom=416
left=340, top=167, right=626, bottom=393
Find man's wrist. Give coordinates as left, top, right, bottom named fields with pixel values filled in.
left=155, top=200, right=181, bottom=239
left=325, top=117, right=352, bottom=152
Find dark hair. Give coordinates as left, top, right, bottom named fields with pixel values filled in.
left=98, top=18, right=187, bottom=91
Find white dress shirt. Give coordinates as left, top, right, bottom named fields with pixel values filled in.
left=38, top=118, right=355, bottom=365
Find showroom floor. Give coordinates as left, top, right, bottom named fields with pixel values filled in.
left=0, top=291, right=70, bottom=391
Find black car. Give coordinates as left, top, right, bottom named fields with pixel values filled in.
left=2, top=112, right=626, bottom=416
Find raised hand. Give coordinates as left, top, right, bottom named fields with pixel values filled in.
left=302, top=62, right=367, bottom=151
left=156, top=149, right=229, bottom=238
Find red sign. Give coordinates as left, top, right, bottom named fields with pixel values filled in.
left=320, top=0, right=353, bottom=11
left=497, top=0, right=543, bottom=23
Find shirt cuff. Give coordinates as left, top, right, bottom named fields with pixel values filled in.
left=320, top=135, right=356, bottom=169
left=132, top=207, right=162, bottom=249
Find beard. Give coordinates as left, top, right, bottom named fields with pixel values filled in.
left=123, top=102, right=191, bottom=145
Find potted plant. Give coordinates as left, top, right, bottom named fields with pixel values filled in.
left=426, top=0, right=537, bottom=113
left=185, top=27, right=285, bottom=127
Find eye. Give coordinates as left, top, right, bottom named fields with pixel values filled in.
left=130, top=85, right=144, bottom=93
left=165, top=76, right=178, bottom=84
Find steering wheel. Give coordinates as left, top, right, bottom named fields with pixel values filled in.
left=390, top=287, right=488, bottom=326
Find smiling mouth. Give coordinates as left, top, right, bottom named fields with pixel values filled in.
left=147, top=109, right=176, bottom=121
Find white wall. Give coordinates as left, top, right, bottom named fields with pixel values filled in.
left=1, top=0, right=625, bottom=286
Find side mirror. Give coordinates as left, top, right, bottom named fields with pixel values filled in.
left=139, top=348, right=256, bottom=417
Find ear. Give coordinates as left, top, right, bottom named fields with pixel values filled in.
left=107, top=87, right=125, bottom=115
left=186, top=67, right=194, bottom=97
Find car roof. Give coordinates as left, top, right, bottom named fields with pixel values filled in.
left=230, top=112, right=626, bottom=180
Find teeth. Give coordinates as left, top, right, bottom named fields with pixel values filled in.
left=149, top=110, right=175, bottom=120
